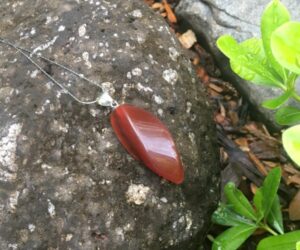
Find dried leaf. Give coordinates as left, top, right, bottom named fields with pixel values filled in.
left=178, top=30, right=197, bottom=49
left=228, top=110, right=239, bottom=126
left=249, top=140, right=281, bottom=161
left=289, top=190, right=300, bottom=221
left=284, top=164, right=300, bottom=175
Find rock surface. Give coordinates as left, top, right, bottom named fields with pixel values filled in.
left=176, top=0, right=300, bottom=129
left=0, top=0, right=219, bottom=249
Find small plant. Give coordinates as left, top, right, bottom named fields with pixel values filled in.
left=211, top=167, right=300, bottom=249
left=216, top=0, right=300, bottom=167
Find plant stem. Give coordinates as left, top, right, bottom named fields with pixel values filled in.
left=284, top=73, right=300, bottom=102
left=292, top=92, right=300, bottom=102
left=259, top=224, right=279, bottom=236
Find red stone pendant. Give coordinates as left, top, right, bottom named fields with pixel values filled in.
left=110, top=104, right=184, bottom=184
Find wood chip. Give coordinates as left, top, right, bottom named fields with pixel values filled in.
left=287, top=174, right=300, bottom=186
left=144, top=0, right=155, bottom=6
left=162, top=0, right=177, bottom=23
left=192, top=56, right=200, bottom=65
left=283, top=164, right=300, bottom=175
left=289, top=190, right=300, bottom=221
left=151, top=2, right=164, bottom=11
left=215, top=113, right=226, bottom=124
left=235, top=137, right=249, bottom=152
left=244, top=123, right=280, bottom=144
left=178, top=30, right=197, bottom=49
left=248, top=151, right=268, bottom=176
left=219, top=103, right=226, bottom=117
left=160, top=12, right=167, bottom=17
left=208, top=83, right=223, bottom=93
left=250, top=183, right=258, bottom=195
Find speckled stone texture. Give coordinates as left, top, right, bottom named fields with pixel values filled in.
left=0, top=0, right=219, bottom=249
left=176, top=0, right=300, bottom=130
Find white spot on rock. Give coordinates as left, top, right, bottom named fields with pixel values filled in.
left=157, top=109, right=164, bottom=116
left=78, top=24, right=87, bottom=37
left=45, top=16, right=52, bottom=25
left=186, top=102, right=192, bottom=114
left=131, top=9, right=143, bottom=18
left=136, top=83, right=153, bottom=93
left=8, top=244, right=18, bottom=250
left=162, top=69, right=178, bottom=85
left=47, top=199, right=56, bottom=218
left=66, top=234, right=73, bottom=241
left=169, top=47, right=180, bottom=61
left=32, top=36, right=58, bottom=55
left=41, top=163, right=52, bottom=170
left=115, top=227, right=125, bottom=241
left=185, top=211, right=193, bottom=231
left=160, top=197, right=168, bottom=203
left=126, top=72, right=132, bottom=79
left=28, top=224, right=36, bottom=232
left=82, top=51, right=92, bottom=68
left=126, top=184, right=150, bottom=205
left=153, top=95, right=164, bottom=104
left=188, top=132, right=196, bottom=145
left=58, top=25, right=65, bottom=32
left=105, top=211, right=114, bottom=227
left=0, top=123, right=22, bottom=182
left=30, top=69, right=39, bottom=78
left=8, top=191, right=20, bottom=212
left=131, top=67, right=142, bottom=76
left=30, top=28, right=36, bottom=35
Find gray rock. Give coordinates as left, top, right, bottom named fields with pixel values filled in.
left=176, top=0, right=300, bottom=129
left=0, top=0, right=219, bottom=249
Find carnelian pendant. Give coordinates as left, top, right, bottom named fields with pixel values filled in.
left=110, top=104, right=184, bottom=184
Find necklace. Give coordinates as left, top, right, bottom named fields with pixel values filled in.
left=0, top=38, right=184, bottom=184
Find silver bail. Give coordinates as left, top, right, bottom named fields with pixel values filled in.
left=97, top=92, right=118, bottom=108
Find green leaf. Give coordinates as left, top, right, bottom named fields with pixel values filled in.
left=282, top=125, right=300, bottom=166
left=253, top=188, right=265, bottom=222
left=260, top=167, right=282, bottom=218
left=224, top=182, right=257, bottom=221
left=261, top=0, right=290, bottom=81
left=212, top=224, right=257, bottom=250
left=271, top=21, right=300, bottom=75
left=257, top=230, right=300, bottom=250
left=267, top=195, right=284, bottom=234
left=212, top=203, right=256, bottom=227
left=217, top=35, right=283, bottom=88
left=275, top=106, right=300, bottom=125
left=262, top=90, right=292, bottom=109
left=297, top=241, right=300, bottom=250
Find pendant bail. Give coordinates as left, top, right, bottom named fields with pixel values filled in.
left=97, top=92, right=118, bottom=108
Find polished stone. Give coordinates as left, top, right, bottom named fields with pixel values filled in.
left=111, top=104, right=184, bottom=184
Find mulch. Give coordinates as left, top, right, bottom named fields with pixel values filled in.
left=144, top=0, right=300, bottom=249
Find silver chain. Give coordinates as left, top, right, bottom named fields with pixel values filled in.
left=0, top=37, right=118, bottom=107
